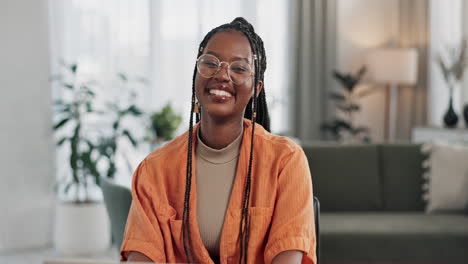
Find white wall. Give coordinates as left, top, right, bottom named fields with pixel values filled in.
left=336, top=0, right=399, bottom=142
left=0, top=0, right=54, bottom=251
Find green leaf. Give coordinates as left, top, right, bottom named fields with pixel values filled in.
left=59, top=105, right=71, bottom=113
left=117, top=73, right=128, bottom=81
left=355, top=66, right=367, bottom=81
left=85, top=139, right=95, bottom=150
left=64, top=83, right=74, bottom=90
left=126, top=105, right=143, bottom=116
left=335, top=119, right=352, bottom=128
left=70, top=64, right=78, bottom=73
left=53, top=117, right=70, bottom=130
left=69, top=124, right=81, bottom=184
left=329, top=92, right=346, bottom=101
left=107, top=163, right=116, bottom=178
left=122, top=130, right=137, bottom=147
left=86, top=102, right=93, bottom=112
left=57, top=137, right=68, bottom=146
left=321, top=119, right=353, bottom=136
left=83, top=87, right=96, bottom=97
left=337, top=103, right=360, bottom=112
left=64, top=182, right=74, bottom=194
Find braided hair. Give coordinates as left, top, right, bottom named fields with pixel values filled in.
left=183, top=17, right=270, bottom=264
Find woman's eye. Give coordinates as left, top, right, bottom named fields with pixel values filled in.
left=203, top=61, right=218, bottom=68
left=232, top=66, right=248, bottom=73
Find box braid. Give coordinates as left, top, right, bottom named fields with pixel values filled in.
left=183, top=17, right=269, bottom=264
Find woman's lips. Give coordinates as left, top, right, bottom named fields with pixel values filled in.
left=209, top=89, right=233, bottom=97
left=206, top=88, right=234, bottom=103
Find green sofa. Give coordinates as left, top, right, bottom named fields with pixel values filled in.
left=301, top=143, right=468, bottom=263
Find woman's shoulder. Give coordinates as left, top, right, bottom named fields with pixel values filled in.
left=145, top=129, right=190, bottom=162
left=251, top=122, right=303, bottom=156
left=133, top=130, right=190, bottom=185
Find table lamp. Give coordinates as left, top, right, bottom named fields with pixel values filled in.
left=366, top=48, right=418, bottom=141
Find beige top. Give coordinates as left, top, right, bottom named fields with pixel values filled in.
left=196, top=128, right=243, bottom=259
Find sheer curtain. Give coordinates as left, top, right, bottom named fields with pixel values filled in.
left=396, top=0, right=429, bottom=139
left=290, top=0, right=337, bottom=141
left=49, top=0, right=290, bottom=185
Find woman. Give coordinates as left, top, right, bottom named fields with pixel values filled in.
left=121, top=17, right=316, bottom=264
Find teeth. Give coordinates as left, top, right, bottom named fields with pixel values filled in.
left=209, top=89, right=232, bottom=97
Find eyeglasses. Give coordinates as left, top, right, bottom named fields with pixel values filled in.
left=196, top=54, right=255, bottom=85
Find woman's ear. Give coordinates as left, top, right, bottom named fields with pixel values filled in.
left=256, top=81, right=263, bottom=97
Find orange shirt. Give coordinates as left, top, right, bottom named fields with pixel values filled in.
left=120, top=119, right=316, bottom=264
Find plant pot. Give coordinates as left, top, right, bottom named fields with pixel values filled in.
left=463, top=104, right=468, bottom=128
left=443, top=97, right=459, bottom=128
left=53, top=201, right=111, bottom=255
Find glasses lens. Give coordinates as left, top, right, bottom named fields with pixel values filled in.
left=197, top=55, right=219, bottom=78
left=229, top=61, right=252, bottom=84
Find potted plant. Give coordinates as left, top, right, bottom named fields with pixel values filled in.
left=321, top=66, right=374, bottom=143
left=53, top=65, right=146, bottom=254
left=436, top=38, right=467, bottom=128
left=52, top=62, right=110, bottom=255
left=149, top=103, right=182, bottom=146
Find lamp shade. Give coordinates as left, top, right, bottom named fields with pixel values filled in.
left=366, top=48, right=418, bottom=85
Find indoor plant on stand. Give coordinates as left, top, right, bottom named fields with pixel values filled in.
left=52, top=62, right=110, bottom=255
left=437, top=39, right=467, bottom=128
left=321, top=66, right=373, bottom=143
left=149, top=103, right=182, bottom=149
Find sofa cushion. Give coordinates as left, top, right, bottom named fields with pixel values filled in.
left=379, top=144, right=425, bottom=211
left=422, top=142, right=468, bottom=213
left=302, top=143, right=383, bottom=211
left=321, top=212, right=468, bottom=262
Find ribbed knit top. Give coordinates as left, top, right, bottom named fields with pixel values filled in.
left=195, top=128, right=243, bottom=260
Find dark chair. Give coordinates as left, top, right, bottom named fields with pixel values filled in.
left=314, top=196, right=320, bottom=264
left=101, top=179, right=321, bottom=264
left=101, top=177, right=132, bottom=250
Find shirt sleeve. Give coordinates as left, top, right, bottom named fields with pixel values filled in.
left=120, top=159, right=166, bottom=263
left=264, top=146, right=316, bottom=264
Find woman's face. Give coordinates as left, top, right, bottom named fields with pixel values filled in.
left=195, top=30, right=261, bottom=121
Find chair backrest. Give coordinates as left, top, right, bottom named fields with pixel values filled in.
left=101, top=177, right=132, bottom=251
left=314, top=196, right=320, bottom=264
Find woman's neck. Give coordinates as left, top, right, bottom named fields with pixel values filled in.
left=199, top=116, right=243, bottom=149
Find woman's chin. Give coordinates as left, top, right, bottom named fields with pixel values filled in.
left=207, top=93, right=234, bottom=104
left=202, top=104, right=239, bottom=120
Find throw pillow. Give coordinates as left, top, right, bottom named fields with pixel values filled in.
left=421, top=141, right=468, bottom=213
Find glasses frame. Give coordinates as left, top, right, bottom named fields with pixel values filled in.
left=196, top=54, right=257, bottom=85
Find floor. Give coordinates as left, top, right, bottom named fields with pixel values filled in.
left=0, top=246, right=119, bottom=264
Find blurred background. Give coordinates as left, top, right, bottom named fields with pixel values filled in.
left=1, top=0, right=468, bottom=263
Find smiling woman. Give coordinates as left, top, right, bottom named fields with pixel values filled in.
left=120, top=18, right=316, bottom=264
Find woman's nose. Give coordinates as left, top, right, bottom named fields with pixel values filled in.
left=213, top=62, right=230, bottom=82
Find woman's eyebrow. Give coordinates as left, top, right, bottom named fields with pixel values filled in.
left=205, top=51, right=250, bottom=63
